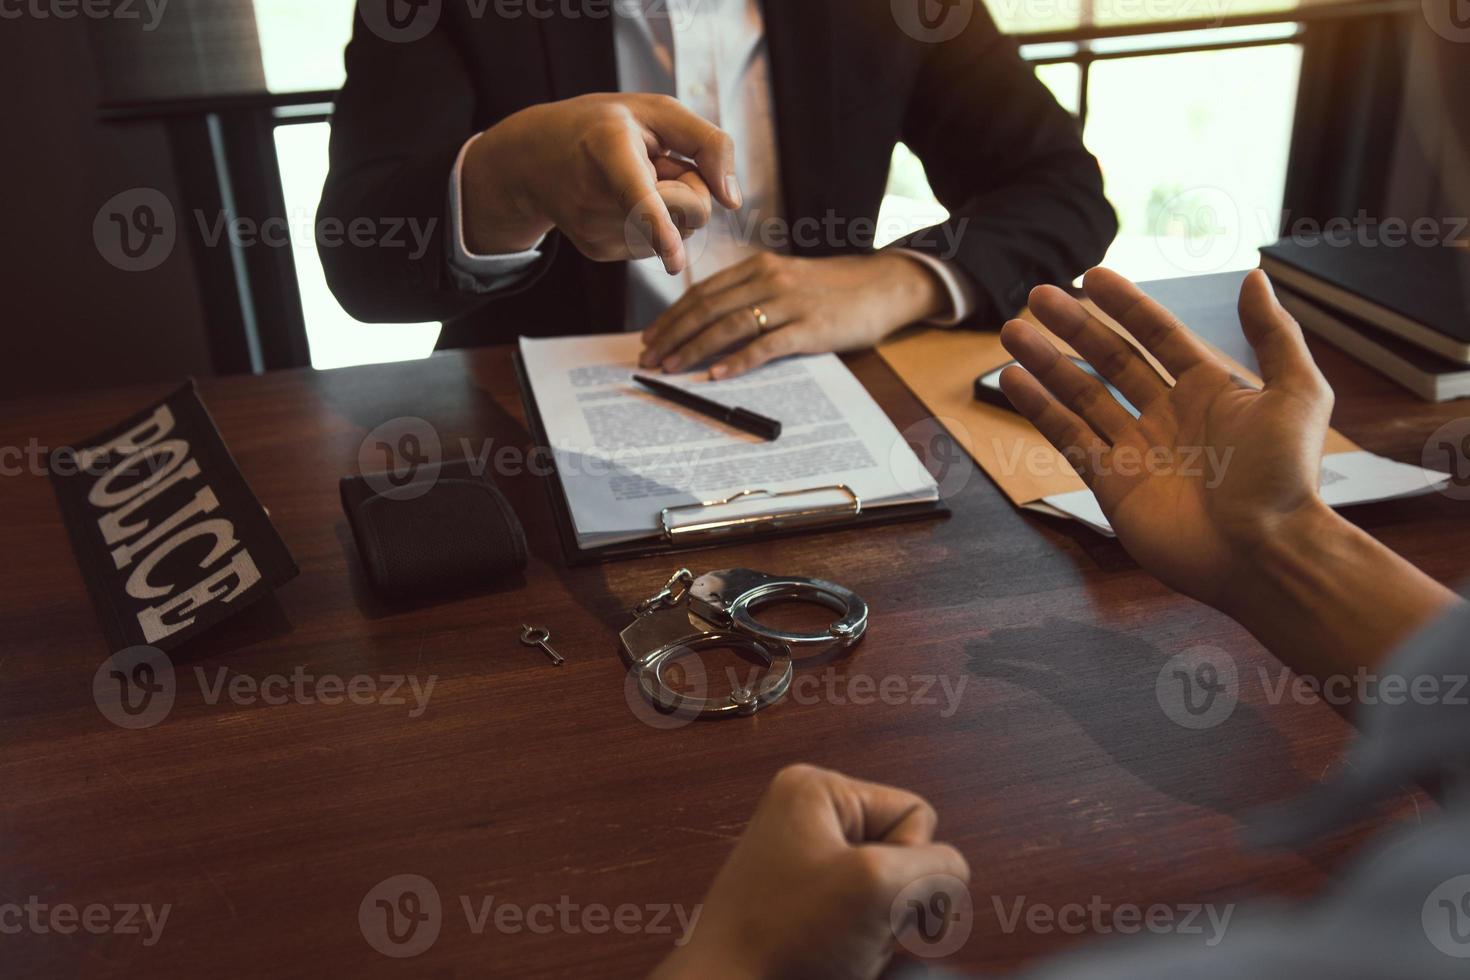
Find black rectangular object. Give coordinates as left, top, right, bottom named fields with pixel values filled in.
left=49, top=381, right=298, bottom=652
left=1259, top=236, right=1470, bottom=362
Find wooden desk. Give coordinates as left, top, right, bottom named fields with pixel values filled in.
left=3, top=336, right=1467, bottom=977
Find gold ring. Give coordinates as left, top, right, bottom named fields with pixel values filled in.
left=750, top=305, right=770, bottom=332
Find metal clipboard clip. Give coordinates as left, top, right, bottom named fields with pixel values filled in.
left=658, top=485, right=863, bottom=543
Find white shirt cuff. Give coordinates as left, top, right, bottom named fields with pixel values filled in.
left=446, top=136, right=547, bottom=294
left=887, top=247, right=977, bottom=326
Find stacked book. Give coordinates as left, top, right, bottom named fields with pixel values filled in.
left=1258, top=235, right=1470, bottom=401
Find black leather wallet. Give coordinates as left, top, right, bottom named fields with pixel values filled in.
left=340, top=459, right=527, bottom=600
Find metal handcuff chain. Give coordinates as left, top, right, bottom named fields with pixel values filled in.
left=619, top=568, right=869, bottom=721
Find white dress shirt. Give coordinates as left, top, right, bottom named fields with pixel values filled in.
left=445, top=0, right=974, bottom=330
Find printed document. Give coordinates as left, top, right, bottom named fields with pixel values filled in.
left=519, top=334, right=938, bottom=548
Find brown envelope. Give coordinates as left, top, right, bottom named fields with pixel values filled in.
left=877, top=301, right=1358, bottom=508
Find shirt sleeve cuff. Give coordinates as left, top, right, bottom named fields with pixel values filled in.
left=886, top=247, right=978, bottom=326
left=446, top=136, right=547, bottom=294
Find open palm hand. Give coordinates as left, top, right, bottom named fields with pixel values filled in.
left=1000, top=268, right=1334, bottom=608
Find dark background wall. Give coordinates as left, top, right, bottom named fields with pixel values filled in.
left=1, top=7, right=264, bottom=400
left=1387, top=26, right=1470, bottom=224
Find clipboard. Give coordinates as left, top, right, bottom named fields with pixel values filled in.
left=512, top=352, right=949, bottom=565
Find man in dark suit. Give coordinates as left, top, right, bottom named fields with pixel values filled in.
left=320, top=0, right=1116, bottom=378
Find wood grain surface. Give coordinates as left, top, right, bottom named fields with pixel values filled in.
left=2, top=334, right=1467, bottom=978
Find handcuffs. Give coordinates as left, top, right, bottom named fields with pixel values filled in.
left=620, top=568, right=868, bottom=720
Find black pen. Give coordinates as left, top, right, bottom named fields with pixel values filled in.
left=632, top=374, right=783, bottom=441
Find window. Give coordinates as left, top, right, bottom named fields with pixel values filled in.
left=252, top=0, right=441, bottom=370
left=250, top=0, right=354, bottom=94
left=1083, top=34, right=1302, bottom=282
left=882, top=25, right=1303, bottom=284
left=273, top=122, right=441, bottom=369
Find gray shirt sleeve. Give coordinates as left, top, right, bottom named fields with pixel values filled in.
left=1010, top=599, right=1470, bottom=979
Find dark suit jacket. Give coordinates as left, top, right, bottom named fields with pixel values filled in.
left=320, top=0, right=1117, bottom=348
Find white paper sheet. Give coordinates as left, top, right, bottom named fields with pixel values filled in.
left=519, top=334, right=938, bottom=548
left=1033, top=450, right=1452, bottom=537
